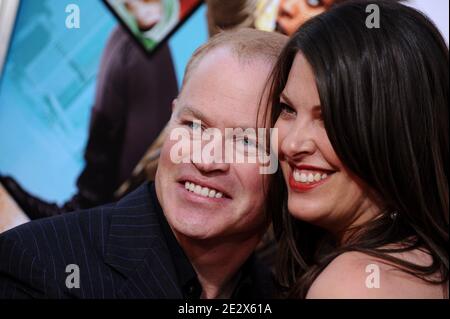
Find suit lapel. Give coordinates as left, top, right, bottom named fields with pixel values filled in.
left=104, top=183, right=182, bottom=298
left=116, top=238, right=183, bottom=298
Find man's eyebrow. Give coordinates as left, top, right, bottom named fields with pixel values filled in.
left=176, top=105, right=257, bottom=130
left=176, top=106, right=213, bottom=126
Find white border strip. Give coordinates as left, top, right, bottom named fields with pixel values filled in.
left=0, top=0, right=20, bottom=76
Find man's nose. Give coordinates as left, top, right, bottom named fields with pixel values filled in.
left=192, top=158, right=230, bottom=174
left=191, top=137, right=230, bottom=174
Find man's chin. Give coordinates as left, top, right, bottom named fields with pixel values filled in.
left=170, top=218, right=217, bottom=240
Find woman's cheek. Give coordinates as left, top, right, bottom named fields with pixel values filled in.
left=318, top=128, right=341, bottom=168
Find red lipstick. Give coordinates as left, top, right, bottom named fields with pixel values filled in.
left=287, top=164, right=334, bottom=193
left=289, top=174, right=328, bottom=192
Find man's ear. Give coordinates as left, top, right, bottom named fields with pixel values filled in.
left=171, top=98, right=178, bottom=113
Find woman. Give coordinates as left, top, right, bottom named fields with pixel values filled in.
left=267, top=0, right=449, bottom=298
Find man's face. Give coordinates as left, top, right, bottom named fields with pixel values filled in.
left=156, top=47, right=271, bottom=241
left=277, top=0, right=337, bottom=35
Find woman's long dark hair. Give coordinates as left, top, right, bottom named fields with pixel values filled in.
left=266, top=0, right=449, bottom=298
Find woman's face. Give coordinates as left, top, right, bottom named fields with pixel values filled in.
left=275, top=54, right=380, bottom=234
left=277, top=0, right=337, bottom=35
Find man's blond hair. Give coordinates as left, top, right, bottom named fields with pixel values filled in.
left=181, top=28, right=287, bottom=89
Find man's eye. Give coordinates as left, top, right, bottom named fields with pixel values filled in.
left=279, top=102, right=296, bottom=116
left=184, top=120, right=202, bottom=130
left=235, top=135, right=259, bottom=156
left=241, top=136, right=256, bottom=147
left=233, top=135, right=257, bottom=148
left=191, top=122, right=201, bottom=130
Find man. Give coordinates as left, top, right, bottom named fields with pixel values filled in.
left=0, top=29, right=287, bottom=299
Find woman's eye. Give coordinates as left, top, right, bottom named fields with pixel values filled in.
left=279, top=102, right=296, bottom=116
left=318, top=112, right=324, bottom=122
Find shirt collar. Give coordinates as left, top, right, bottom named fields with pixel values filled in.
left=151, top=183, right=201, bottom=298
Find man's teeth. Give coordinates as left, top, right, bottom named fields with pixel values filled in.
left=184, top=182, right=223, bottom=198
left=293, top=170, right=328, bottom=184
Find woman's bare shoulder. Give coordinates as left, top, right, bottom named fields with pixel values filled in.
left=306, top=250, right=446, bottom=299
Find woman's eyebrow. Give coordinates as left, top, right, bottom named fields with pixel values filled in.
left=280, top=91, right=295, bottom=106
left=281, top=91, right=322, bottom=112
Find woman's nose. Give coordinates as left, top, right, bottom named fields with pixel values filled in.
left=280, top=125, right=316, bottom=161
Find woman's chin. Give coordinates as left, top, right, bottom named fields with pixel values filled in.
left=287, top=199, right=329, bottom=225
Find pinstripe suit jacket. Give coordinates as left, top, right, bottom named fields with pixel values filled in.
left=0, top=182, right=189, bottom=298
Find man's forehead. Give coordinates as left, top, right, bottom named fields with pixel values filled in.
left=183, top=46, right=270, bottom=90
left=175, top=47, right=270, bottom=130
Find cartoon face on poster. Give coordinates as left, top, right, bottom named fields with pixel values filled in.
left=255, top=0, right=341, bottom=35
left=104, top=0, right=202, bottom=52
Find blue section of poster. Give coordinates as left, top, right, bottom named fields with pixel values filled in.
left=0, top=0, right=207, bottom=202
